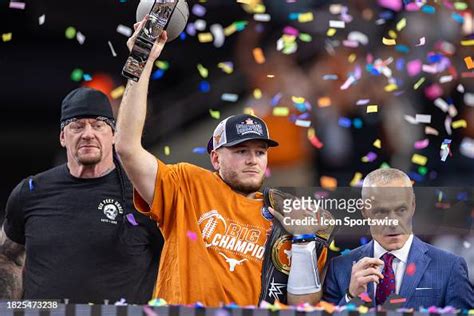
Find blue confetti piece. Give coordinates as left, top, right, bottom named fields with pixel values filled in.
left=408, top=171, right=424, bottom=182
left=341, top=249, right=352, bottom=256
left=451, top=13, right=464, bottom=24
left=271, top=93, right=282, bottom=107
left=338, top=117, right=352, bottom=128
left=151, top=69, right=165, bottom=80
left=28, top=178, right=35, bottom=191
left=360, top=236, right=369, bottom=245
left=442, top=139, right=452, bottom=145
left=427, top=54, right=442, bottom=63
left=126, top=214, right=139, bottom=226
left=456, top=192, right=468, bottom=201
left=353, top=118, right=363, bottom=129
left=288, top=13, right=299, bottom=20
left=396, top=58, right=405, bottom=71
left=421, top=5, right=436, bottom=14
left=395, top=45, right=410, bottom=54
left=83, top=74, right=92, bottom=81
left=179, top=32, right=186, bottom=40
left=379, top=11, right=394, bottom=20
left=199, top=81, right=210, bottom=93
left=193, top=147, right=207, bottom=155
left=294, top=102, right=306, bottom=112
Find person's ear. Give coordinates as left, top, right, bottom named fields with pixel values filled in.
left=59, top=131, right=66, bottom=147
left=210, top=150, right=220, bottom=171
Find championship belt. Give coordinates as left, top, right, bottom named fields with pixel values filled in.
left=258, top=188, right=337, bottom=304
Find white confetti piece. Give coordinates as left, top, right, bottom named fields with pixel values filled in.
left=439, top=75, right=453, bottom=83
left=415, top=114, right=431, bottom=123
left=76, top=32, right=85, bottom=45
left=416, top=37, right=426, bottom=46
left=210, top=24, right=224, bottom=48
left=254, top=14, right=271, bottom=22
left=404, top=115, right=418, bottom=124
left=329, top=20, right=345, bottom=28
left=194, top=19, right=207, bottom=31
left=108, top=41, right=117, bottom=57
left=434, top=98, right=449, bottom=112
left=116, top=24, right=132, bottom=37
left=295, top=120, right=311, bottom=128
left=38, top=14, right=45, bottom=25
left=9, top=1, right=25, bottom=9
left=348, top=31, right=368, bottom=45
left=464, top=93, right=474, bottom=106
left=221, top=93, right=238, bottom=102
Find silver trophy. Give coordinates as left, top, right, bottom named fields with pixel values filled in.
left=122, top=0, right=178, bottom=82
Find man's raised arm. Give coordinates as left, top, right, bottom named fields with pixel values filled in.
left=115, top=19, right=168, bottom=206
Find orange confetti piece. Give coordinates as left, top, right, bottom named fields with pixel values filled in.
left=318, top=97, right=331, bottom=107
left=320, top=176, right=337, bottom=190
left=253, top=47, right=265, bottom=64
left=464, top=57, right=474, bottom=70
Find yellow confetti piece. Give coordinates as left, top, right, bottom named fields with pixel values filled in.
left=358, top=306, right=369, bottom=314
left=267, top=74, right=275, bottom=78
left=198, top=32, right=213, bottom=43
left=155, top=60, right=169, bottom=70
left=373, top=139, right=382, bottom=149
left=411, top=153, right=428, bottom=166
left=291, top=96, right=305, bottom=104
left=326, top=28, right=336, bottom=37
left=217, top=62, right=233, bottom=74
left=2, top=33, right=12, bottom=42
left=110, top=86, right=125, bottom=99
left=164, top=146, right=170, bottom=156
left=384, top=83, right=398, bottom=92
left=461, top=40, right=474, bottom=46
left=209, top=109, right=220, bottom=119
left=388, top=30, right=397, bottom=39
left=298, top=12, right=314, bottom=23
left=223, top=23, right=237, bottom=36
left=320, top=176, right=337, bottom=190
left=253, top=88, right=262, bottom=99
left=318, top=97, right=331, bottom=107
left=348, top=53, right=357, bottom=63
left=464, top=56, right=474, bottom=70
left=396, top=18, right=406, bottom=31
left=329, top=240, right=340, bottom=252
left=382, top=37, right=396, bottom=46
left=452, top=119, right=467, bottom=129
left=272, top=107, right=289, bottom=116
left=366, top=105, right=378, bottom=113
left=413, top=77, right=426, bottom=90
left=197, top=64, right=208, bottom=78
left=252, top=47, right=265, bottom=64
left=350, top=172, right=363, bottom=187
left=243, top=107, right=255, bottom=116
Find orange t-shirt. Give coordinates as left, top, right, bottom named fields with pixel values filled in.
left=134, top=160, right=272, bottom=306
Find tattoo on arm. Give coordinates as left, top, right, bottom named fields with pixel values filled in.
left=0, top=228, right=25, bottom=299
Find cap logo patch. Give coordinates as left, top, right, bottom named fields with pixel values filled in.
left=236, top=118, right=264, bottom=136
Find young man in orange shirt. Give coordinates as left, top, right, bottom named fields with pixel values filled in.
left=116, top=19, right=323, bottom=306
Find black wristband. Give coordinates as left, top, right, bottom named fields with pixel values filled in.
left=346, top=288, right=354, bottom=300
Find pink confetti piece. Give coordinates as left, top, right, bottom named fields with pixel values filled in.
left=377, top=0, right=402, bottom=11
left=424, top=84, right=443, bottom=100
left=407, top=60, right=422, bottom=76
left=406, top=262, right=416, bottom=276
left=186, top=231, right=197, bottom=241
left=359, top=292, right=372, bottom=303
left=283, top=26, right=299, bottom=36
left=9, top=1, right=25, bottom=9
left=414, top=139, right=429, bottom=149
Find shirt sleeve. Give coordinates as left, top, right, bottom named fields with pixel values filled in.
left=133, top=160, right=183, bottom=237
left=3, top=179, right=27, bottom=245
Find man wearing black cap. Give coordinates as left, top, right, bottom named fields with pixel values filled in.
left=115, top=21, right=324, bottom=306
left=0, top=87, right=163, bottom=303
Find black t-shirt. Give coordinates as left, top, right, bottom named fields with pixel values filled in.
left=4, top=164, right=163, bottom=304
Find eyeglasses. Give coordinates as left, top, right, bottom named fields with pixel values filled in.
left=61, top=117, right=115, bottom=133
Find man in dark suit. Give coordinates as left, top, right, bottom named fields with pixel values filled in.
left=323, top=168, right=473, bottom=308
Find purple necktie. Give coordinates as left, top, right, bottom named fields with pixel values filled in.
left=375, top=253, right=396, bottom=305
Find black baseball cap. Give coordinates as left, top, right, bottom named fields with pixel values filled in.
left=207, top=114, right=279, bottom=153
left=60, top=87, right=115, bottom=127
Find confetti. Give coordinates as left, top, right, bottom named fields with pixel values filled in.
left=254, top=13, right=271, bottom=22
left=421, top=5, right=436, bottom=14
left=329, top=240, right=340, bottom=252
left=318, top=97, right=331, bottom=107
left=191, top=4, right=206, bottom=16
left=253, top=89, right=262, bottom=99
left=210, top=24, right=225, bottom=48
left=298, top=12, right=314, bottom=23
left=186, top=231, right=197, bottom=241
left=192, top=147, right=207, bottom=155
left=252, top=47, right=265, bottom=64
left=65, top=27, right=76, bottom=39
left=414, top=139, right=429, bottom=150
left=460, top=137, right=474, bottom=158
left=116, top=24, right=132, bottom=37
left=197, top=64, right=208, bottom=78
left=382, top=37, right=396, bottom=46
left=111, top=86, right=125, bottom=99
left=463, top=241, right=471, bottom=249
left=464, top=57, right=474, bottom=70
left=415, top=37, right=426, bottom=46
left=209, top=109, right=220, bottom=119
left=366, top=105, right=378, bottom=113
left=460, top=39, right=474, bottom=46
left=407, top=59, right=422, bottom=76
left=199, top=81, right=210, bottom=92
left=359, top=292, right=372, bottom=303
left=38, top=14, right=45, bottom=25
left=70, top=68, right=83, bottom=82
left=76, top=32, right=85, bottom=45
left=338, top=117, right=352, bottom=128
left=361, top=152, right=377, bottom=162
left=356, top=99, right=370, bottom=105
left=272, top=107, right=289, bottom=117
left=415, top=114, right=431, bottom=124
left=194, top=19, right=207, bottom=31
left=221, top=93, right=238, bottom=102
left=341, top=249, right=351, bottom=256
left=126, top=214, right=139, bottom=226
left=2, top=33, right=12, bottom=42
left=295, top=120, right=311, bottom=128
left=434, top=98, right=449, bottom=112
left=9, top=1, right=25, bottom=9
left=406, top=263, right=416, bottom=276
left=198, top=32, right=213, bottom=43
left=452, top=119, right=467, bottom=129
left=320, top=176, right=337, bottom=190
left=384, top=83, right=398, bottom=92
left=413, top=77, right=425, bottom=90
left=411, top=154, right=428, bottom=166
left=329, top=20, right=345, bottom=29
left=108, top=41, right=117, bottom=57
left=390, top=297, right=407, bottom=304
left=217, top=62, right=233, bottom=74
left=350, top=172, right=363, bottom=187
left=373, top=139, right=382, bottom=149
left=348, top=31, right=368, bottom=45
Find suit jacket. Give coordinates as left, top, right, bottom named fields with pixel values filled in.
left=323, top=236, right=474, bottom=308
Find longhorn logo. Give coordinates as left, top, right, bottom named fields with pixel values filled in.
left=219, top=252, right=247, bottom=272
